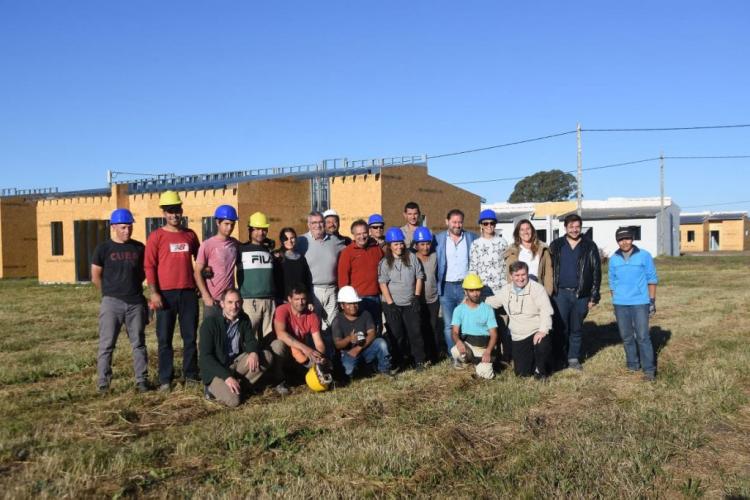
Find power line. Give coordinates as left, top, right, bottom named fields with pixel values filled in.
left=452, top=154, right=750, bottom=185
left=428, top=123, right=750, bottom=161
left=582, top=124, right=750, bottom=132
left=427, top=130, right=576, bottom=159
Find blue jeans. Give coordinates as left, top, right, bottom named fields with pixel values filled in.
left=614, top=304, right=655, bottom=374
left=552, top=289, right=589, bottom=362
left=439, top=281, right=465, bottom=351
left=341, top=337, right=391, bottom=376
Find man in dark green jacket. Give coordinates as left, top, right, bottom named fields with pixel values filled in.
left=199, top=288, right=276, bottom=407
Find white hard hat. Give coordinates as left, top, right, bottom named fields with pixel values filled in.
left=323, top=208, right=339, bottom=218
left=337, top=286, right=361, bottom=303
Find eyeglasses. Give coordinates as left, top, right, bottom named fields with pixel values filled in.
left=370, top=225, right=384, bottom=230
left=481, top=221, right=495, bottom=226
left=164, top=206, right=183, bottom=214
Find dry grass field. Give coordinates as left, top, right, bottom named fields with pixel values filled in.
left=1, top=256, right=749, bottom=498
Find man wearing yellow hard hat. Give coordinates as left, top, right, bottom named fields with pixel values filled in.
left=450, top=273, right=498, bottom=379
left=144, top=190, right=201, bottom=391
left=238, top=212, right=276, bottom=340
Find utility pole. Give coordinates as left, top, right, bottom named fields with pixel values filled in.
left=660, top=152, right=666, bottom=256
left=576, top=123, right=582, bottom=215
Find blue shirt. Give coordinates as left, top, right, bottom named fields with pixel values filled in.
left=558, top=241, right=581, bottom=289
left=608, top=246, right=657, bottom=305
left=445, top=233, right=469, bottom=282
left=451, top=302, right=498, bottom=336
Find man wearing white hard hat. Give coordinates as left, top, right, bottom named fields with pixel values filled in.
left=331, top=286, right=392, bottom=380
left=323, top=208, right=351, bottom=250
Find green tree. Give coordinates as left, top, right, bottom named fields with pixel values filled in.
left=507, top=169, right=577, bottom=203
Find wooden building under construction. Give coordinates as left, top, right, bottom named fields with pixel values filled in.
left=1, top=157, right=482, bottom=283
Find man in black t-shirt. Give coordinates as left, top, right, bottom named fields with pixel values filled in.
left=331, top=286, right=392, bottom=380
left=91, top=209, right=150, bottom=393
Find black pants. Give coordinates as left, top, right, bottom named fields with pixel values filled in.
left=156, top=289, right=199, bottom=384
left=495, top=307, right=512, bottom=363
left=383, top=302, right=425, bottom=366
left=420, top=300, right=444, bottom=361
left=512, top=333, right=552, bottom=377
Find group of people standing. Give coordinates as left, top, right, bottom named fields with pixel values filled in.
left=92, top=192, right=659, bottom=408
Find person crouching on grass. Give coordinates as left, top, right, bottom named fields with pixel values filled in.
left=199, top=288, right=275, bottom=407
left=331, top=286, right=392, bottom=382
left=487, top=261, right=553, bottom=379
left=450, top=274, right=498, bottom=380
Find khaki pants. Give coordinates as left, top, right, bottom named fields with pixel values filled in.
left=241, top=298, right=275, bottom=341
left=312, top=285, right=337, bottom=331
left=208, top=351, right=272, bottom=407
left=450, top=341, right=495, bottom=379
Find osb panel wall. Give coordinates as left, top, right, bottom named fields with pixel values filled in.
left=679, top=223, right=707, bottom=252
left=380, top=165, right=482, bottom=236
left=36, top=194, right=113, bottom=283
left=127, top=188, right=240, bottom=243
left=0, top=198, right=38, bottom=278
left=329, top=173, right=382, bottom=237
left=237, top=178, right=311, bottom=244
left=712, top=220, right=746, bottom=251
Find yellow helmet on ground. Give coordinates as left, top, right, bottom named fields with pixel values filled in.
left=462, top=273, right=484, bottom=290
left=158, top=190, right=182, bottom=207
left=248, top=211, right=270, bottom=229
left=305, top=363, right=333, bottom=392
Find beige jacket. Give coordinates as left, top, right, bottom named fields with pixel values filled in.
left=486, top=280, right=553, bottom=341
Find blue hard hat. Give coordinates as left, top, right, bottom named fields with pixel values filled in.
left=385, top=227, right=405, bottom=243
left=478, top=209, right=497, bottom=224
left=110, top=208, right=134, bottom=225
left=214, top=204, right=238, bottom=221
left=413, top=226, right=433, bottom=243
left=368, top=213, right=385, bottom=225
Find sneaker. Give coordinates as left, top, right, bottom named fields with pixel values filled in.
left=643, top=372, right=656, bottom=382
left=533, top=372, right=549, bottom=382
left=97, top=384, right=109, bottom=394
left=568, top=359, right=583, bottom=371
left=204, top=385, right=216, bottom=401
left=414, top=363, right=426, bottom=373
left=388, top=366, right=401, bottom=376
left=274, top=382, right=290, bottom=396
left=136, top=381, right=151, bottom=393
left=158, top=383, right=172, bottom=392
left=452, top=358, right=465, bottom=370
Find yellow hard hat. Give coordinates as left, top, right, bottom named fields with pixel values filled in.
left=305, top=364, right=332, bottom=392
left=248, top=211, right=270, bottom=229
left=462, top=273, right=484, bottom=290
left=158, top=190, right=182, bottom=207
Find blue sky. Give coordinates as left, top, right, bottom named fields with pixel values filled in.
left=2, top=1, right=749, bottom=212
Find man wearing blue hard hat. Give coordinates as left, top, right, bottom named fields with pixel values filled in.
left=368, top=213, right=386, bottom=249
left=194, top=205, right=240, bottom=318
left=91, top=208, right=150, bottom=394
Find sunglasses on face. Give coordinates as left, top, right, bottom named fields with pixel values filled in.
left=164, top=206, right=183, bottom=214
left=370, top=225, right=384, bottom=230
left=481, top=221, right=495, bottom=226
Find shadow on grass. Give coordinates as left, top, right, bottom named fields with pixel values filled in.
left=581, top=321, right=672, bottom=367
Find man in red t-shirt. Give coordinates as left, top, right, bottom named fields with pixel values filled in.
left=144, top=191, right=200, bottom=391
left=273, top=284, right=329, bottom=390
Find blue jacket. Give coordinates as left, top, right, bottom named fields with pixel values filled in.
left=608, top=246, right=658, bottom=305
left=434, top=230, right=478, bottom=295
